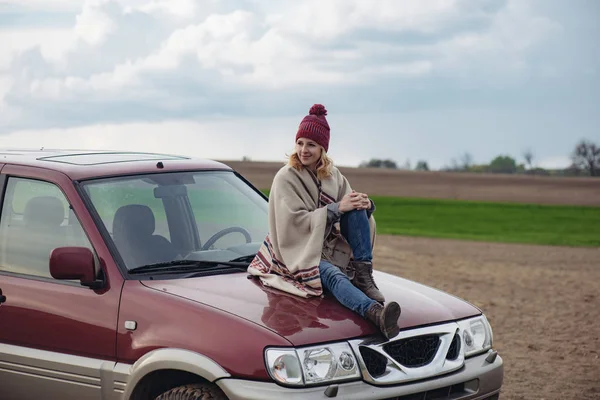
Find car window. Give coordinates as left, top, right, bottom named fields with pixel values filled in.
left=81, top=171, right=268, bottom=270
left=0, top=177, right=93, bottom=278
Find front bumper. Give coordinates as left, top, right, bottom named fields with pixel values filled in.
left=218, top=350, right=503, bottom=400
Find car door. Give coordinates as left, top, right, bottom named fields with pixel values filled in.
left=0, top=166, right=123, bottom=400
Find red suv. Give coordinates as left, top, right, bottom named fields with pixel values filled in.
left=0, top=150, right=503, bottom=399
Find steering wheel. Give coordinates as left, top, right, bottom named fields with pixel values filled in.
left=201, top=226, right=252, bottom=251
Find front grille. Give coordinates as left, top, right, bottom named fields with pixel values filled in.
left=349, top=322, right=466, bottom=386
left=383, top=334, right=440, bottom=367
left=359, top=346, right=387, bottom=378
left=446, top=333, right=461, bottom=360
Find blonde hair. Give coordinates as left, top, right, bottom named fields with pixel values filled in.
left=287, top=146, right=333, bottom=180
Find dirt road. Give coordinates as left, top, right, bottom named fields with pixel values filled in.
left=374, top=236, right=600, bottom=400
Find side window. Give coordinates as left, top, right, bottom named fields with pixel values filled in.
left=0, top=177, right=93, bottom=278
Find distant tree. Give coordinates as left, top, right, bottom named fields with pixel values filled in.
left=359, top=159, right=378, bottom=168
left=359, top=158, right=398, bottom=169
left=414, top=160, right=429, bottom=171
left=382, top=159, right=398, bottom=169
left=468, top=164, right=488, bottom=173
left=442, top=153, right=472, bottom=172
left=571, top=140, right=600, bottom=176
left=445, top=158, right=460, bottom=171
left=488, top=155, right=517, bottom=174
left=523, top=148, right=534, bottom=169
left=460, top=153, right=473, bottom=171
left=528, top=167, right=550, bottom=176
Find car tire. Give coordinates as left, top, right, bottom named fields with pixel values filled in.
left=155, top=383, right=228, bottom=400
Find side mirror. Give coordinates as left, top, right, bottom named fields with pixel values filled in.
left=50, top=247, right=103, bottom=289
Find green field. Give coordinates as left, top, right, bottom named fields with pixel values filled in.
left=262, top=190, right=600, bottom=247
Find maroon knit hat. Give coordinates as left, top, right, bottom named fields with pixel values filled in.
left=295, top=104, right=330, bottom=152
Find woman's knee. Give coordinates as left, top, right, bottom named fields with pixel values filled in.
left=346, top=209, right=368, bottom=219
left=320, top=262, right=340, bottom=276
left=341, top=209, right=368, bottom=227
left=320, top=262, right=349, bottom=284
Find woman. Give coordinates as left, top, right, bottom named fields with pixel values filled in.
left=248, top=104, right=401, bottom=339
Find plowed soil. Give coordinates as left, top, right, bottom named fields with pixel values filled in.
left=375, top=236, right=600, bottom=400
left=227, top=161, right=600, bottom=400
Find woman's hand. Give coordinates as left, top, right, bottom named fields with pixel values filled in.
left=356, top=191, right=372, bottom=210
left=339, top=190, right=372, bottom=212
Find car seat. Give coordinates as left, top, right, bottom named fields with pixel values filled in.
left=112, top=204, right=178, bottom=269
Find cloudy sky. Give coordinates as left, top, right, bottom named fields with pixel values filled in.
left=0, top=0, right=598, bottom=169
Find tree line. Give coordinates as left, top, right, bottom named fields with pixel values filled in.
left=359, top=139, right=600, bottom=177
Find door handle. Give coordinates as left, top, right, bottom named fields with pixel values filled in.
left=0, top=289, right=6, bottom=304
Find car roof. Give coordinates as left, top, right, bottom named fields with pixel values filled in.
left=0, top=148, right=232, bottom=180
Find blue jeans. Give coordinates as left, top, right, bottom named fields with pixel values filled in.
left=340, top=209, right=373, bottom=261
left=319, top=210, right=376, bottom=317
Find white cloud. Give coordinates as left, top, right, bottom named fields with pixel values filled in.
left=0, top=75, right=13, bottom=114
left=0, top=0, right=82, bottom=12
left=0, top=27, right=74, bottom=122
left=0, top=28, right=73, bottom=69
left=74, top=1, right=117, bottom=45
left=132, top=0, right=199, bottom=18
left=0, top=0, right=573, bottom=133
left=0, top=75, right=11, bottom=95
left=264, top=0, right=462, bottom=39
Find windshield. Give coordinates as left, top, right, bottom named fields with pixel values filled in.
left=81, top=170, right=268, bottom=271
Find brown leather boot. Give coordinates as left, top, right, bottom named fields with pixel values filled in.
left=351, top=261, right=385, bottom=303
left=365, top=301, right=401, bottom=340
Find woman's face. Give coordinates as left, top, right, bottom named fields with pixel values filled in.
left=295, top=138, right=322, bottom=169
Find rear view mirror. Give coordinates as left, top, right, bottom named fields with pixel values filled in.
left=154, top=185, right=188, bottom=198
left=50, top=247, right=103, bottom=289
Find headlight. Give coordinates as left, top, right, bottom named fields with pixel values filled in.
left=458, top=315, right=493, bottom=357
left=265, top=343, right=361, bottom=386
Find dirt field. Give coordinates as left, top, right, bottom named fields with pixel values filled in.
left=375, top=236, right=600, bottom=400
left=222, top=160, right=600, bottom=206
left=227, top=161, right=600, bottom=399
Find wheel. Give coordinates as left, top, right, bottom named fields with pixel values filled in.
left=201, top=226, right=252, bottom=250
left=155, top=383, right=228, bottom=400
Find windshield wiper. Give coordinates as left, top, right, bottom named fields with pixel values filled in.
left=128, top=259, right=248, bottom=275
left=228, top=254, right=257, bottom=263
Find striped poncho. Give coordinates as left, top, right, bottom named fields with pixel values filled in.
left=248, top=164, right=356, bottom=298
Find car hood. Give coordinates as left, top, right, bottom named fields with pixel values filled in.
left=142, top=270, right=480, bottom=346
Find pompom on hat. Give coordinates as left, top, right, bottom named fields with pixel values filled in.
left=295, top=104, right=331, bottom=152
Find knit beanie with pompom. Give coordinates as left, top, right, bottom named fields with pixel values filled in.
left=295, top=104, right=330, bottom=152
